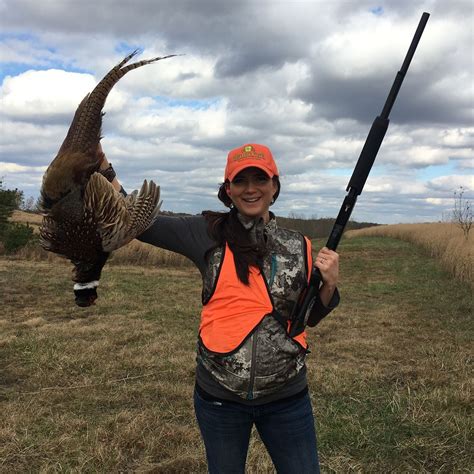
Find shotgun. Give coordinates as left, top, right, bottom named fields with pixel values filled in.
left=289, top=12, right=430, bottom=337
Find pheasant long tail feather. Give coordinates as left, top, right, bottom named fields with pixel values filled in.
left=58, top=50, right=178, bottom=155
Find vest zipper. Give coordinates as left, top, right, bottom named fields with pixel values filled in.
left=269, top=253, right=277, bottom=287
left=247, top=327, right=259, bottom=400
left=247, top=257, right=276, bottom=400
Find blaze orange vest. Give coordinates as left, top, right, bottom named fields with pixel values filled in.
left=199, top=239, right=312, bottom=353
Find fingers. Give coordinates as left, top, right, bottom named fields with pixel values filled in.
left=314, top=247, right=339, bottom=286
left=316, top=247, right=338, bottom=266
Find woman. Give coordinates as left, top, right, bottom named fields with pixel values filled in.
left=101, top=143, right=339, bottom=473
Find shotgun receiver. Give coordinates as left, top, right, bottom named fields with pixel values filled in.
left=289, top=12, right=430, bottom=337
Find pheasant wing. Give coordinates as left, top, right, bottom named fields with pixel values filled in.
left=83, top=173, right=130, bottom=251
left=124, top=179, right=161, bottom=240
left=83, top=173, right=160, bottom=252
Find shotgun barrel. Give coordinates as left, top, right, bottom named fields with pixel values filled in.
left=289, top=12, right=430, bottom=337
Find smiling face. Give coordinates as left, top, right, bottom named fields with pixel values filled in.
left=225, top=167, right=278, bottom=223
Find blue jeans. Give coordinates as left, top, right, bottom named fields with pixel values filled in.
left=194, top=387, right=320, bottom=473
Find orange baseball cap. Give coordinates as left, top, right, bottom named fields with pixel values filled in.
left=224, top=144, right=279, bottom=182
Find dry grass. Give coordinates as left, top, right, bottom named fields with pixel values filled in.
left=1, top=236, right=472, bottom=472
left=8, top=211, right=192, bottom=267
left=346, top=222, right=473, bottom=286
left=13, top=239, right=192, bottom=268
left=112, top=240, right=192, bottom=267
left=10, top=210, right=42, bottom=226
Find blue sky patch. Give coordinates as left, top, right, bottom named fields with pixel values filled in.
left=152, top=95, right=220, bottom=110
left=0, top=61, right=89, bottom=83
left=370, top=6, right=384, bottom=16
left=0, top=32, right=38, bottom=42
left=0, top=63, right=33, bottom=82
left=417, top=163, right=457, bottom=180
left=115, top=41, right=144, bottom=55
left=0, top=31, right=90, bottom=81
left=326, top=168, right=354, bottom=177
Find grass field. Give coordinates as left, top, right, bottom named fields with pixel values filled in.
left=0, top=236, right=472, bottom=472
left=346, top=222, right=473, bottom=286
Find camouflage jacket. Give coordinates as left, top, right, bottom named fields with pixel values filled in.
left=197, top=216, right=312, bottom=400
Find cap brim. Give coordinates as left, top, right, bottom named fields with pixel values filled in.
left=227, top=164, right=275, bottom=182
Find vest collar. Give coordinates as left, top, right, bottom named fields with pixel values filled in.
left=236, top=211, right=277, bottom=230
left=236, top=212, right=277, bottom=245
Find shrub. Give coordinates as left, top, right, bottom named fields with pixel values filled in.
left=2, top=222, right=35, bottom=254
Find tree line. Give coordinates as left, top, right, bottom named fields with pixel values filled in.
left=276, top=215, right=378, bottom=239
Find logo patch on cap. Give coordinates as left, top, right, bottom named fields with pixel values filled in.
left=224, top=143, right=278, bottom=181
left=232, top=145, right=265, bottom=162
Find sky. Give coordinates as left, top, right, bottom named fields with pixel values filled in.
left=0, top=0, right=472, bottom=224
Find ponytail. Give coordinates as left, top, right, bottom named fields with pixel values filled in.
left=202, top=208, right=266, bottom=284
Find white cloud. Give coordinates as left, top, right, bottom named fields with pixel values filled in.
left=0, top=38, right=56, bottom=65
left=1, top=69, right=97, bottom=120
left=0, top=1, right=472, bottom=224
left=428, top=175, right=474, bottom=192
left=406, top=146, right=449, bottom=167
left=0, top=161, right=46, bottom=173
left=440, top=128, right=474, bottom=148
left=425, top=197, right=452, bottom=205
left=315, top=13, right=419, bottom=78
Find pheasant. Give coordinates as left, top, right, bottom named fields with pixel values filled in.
left=39, top=50, right=176, bottom=307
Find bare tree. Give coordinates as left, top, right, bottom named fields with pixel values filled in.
left=452, top=186, right=472, bottom=239
left=21, top=196, right=36, bottom=212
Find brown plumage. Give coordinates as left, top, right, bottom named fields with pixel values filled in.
left=39, top=50, right=176, bottom=305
